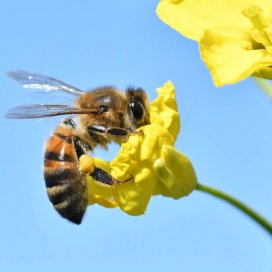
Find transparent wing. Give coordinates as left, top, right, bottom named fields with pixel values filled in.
left=5, top=104, right=96, bottom=119
left=7, top=70, right=85, bottom=96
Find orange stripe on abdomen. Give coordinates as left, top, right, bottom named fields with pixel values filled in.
left=43, top=125, right=87, bottom=224
left=45, top=135, right=74, bottom=156
left=44, top=126, right=78, bottom=180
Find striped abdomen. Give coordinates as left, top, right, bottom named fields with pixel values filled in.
left=44, top=125, right=88, bottom=224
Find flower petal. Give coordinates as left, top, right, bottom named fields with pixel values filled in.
left=113, top=165, right=156, bottom=215
left=88, top=194, right=118, bottom=208
left=200, top=30, right=272, bottom=86
left=111, top=124, right=174, bottom=180
left=110, top=124, right=174, bottom=215
left=149, top=81, right=180, bottom=140
left=156, top=0, right=250, bottom=41
left=154, top=145, right=197, bottom=199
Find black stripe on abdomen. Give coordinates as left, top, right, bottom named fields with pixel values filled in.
left=44, top=168, right=76, bottom=188
left=54, top=194, right=86, bottom=225
left=44, top=151, right=74, bottom=162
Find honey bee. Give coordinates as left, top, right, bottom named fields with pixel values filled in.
left=6, top=71, right=150, bottom=224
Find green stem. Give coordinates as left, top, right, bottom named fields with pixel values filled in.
left=196, top=183, right=272, bottom=236
left=253, top=77, right=272, bottom=98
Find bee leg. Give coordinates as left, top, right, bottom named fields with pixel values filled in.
left=88, top=125, right=130, bottom=136
left=114, top=174, right=134, bottom=184
left=73, top=137, right=92, bottom=159
left=91, top=167, right=134, bottom=185
left=107, top=127, right=144, bottom=137
left=61, top=117, right=77, bottom=129
left=107, top=128, right=129, bottom=136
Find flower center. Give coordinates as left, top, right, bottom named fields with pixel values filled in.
left=242, top=5, right=272, bottom=54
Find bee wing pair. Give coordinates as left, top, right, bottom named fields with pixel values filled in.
left=5, top=71, right=94, bottom=119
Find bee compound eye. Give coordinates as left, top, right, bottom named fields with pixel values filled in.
left=129, top=100, right=144, bottom=120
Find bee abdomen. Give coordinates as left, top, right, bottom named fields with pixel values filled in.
left=44, top=127, right=88, bottom=224
left=44, top=168, right=76, bottom=188
left=46, top=176, right=87, bottom=224
left=44, top=151, right=74, bottom=163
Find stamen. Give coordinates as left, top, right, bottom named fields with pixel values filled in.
left=242, top=5, right=268, bottom=30
left=242, top=6, right=272, bottom=50
left=251, top=29, right=271, bottom=47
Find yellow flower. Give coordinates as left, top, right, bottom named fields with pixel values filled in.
left=156, top=0, right=272, bottom=86
left=80, top=82, right=197, bottom=215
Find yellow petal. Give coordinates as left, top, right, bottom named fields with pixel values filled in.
left=110, top=124, right=174, bottom=215
left=156, top=0, right=250, bottom=41
left=88, top=194, right=118, bottom=208
left=111, top=124, right=174, bottom=180
left=154, top=145, right=197, bottom=199
left=153, top=158, right=180, bottom=197
left=149, top=81, right=180, bottom=140
left=200, top=30, right=272, bottom=86
left=113, top=165, right=156, bottom=215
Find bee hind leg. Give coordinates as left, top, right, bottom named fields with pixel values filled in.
left=91, top=167, right=134, bottom=186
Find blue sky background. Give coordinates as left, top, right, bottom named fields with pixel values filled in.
left=0, top=1, right=271, bottom=271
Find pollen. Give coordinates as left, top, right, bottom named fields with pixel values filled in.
left=242, top=5, right=268, bottom=29
left=79, top=155, right=95, bottom=174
